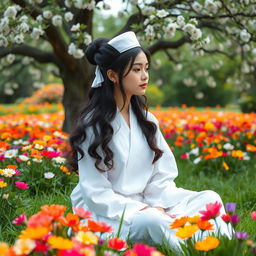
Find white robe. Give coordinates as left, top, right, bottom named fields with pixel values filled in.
left=70, top=104, right=230, bottom=247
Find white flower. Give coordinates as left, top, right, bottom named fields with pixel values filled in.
left=141, top=6, right=155, bottom=16
left=193, top=157, right=201, bottom=164
left=35, top=0, right=43, bottom=3
left=164, top=23, right=177, bottom=38
left=223, top=143, right=234, bottom=151
left=52, top=15, right=62, bottom=26
left=84, top=34, right=92, bottom=45
left=65, top=0, right=72, bottom=7
left=190, top=28, right=202, bottom=40
left=31, top=27, right=44, bottom=40
left=183, top=77, right=197, bottom=87
left=0, top=17, right=10, bottom=35
left=4, top=149, right=18, bottom=158
left=2, top=168, right=16, bottom=177
left=240, top=29, right=251, bottom=42
left=174, top=64, right=183, bottom=71
left=189, top=18, right=198, bottom=25
left=36, top=15, right=43, bottom=22
left=252, top=48, right=256, bottom=57
left=156, top=9, right=169, bottom=18
left=43, top=10, right=52, bottom=19
left=19, top=155, right=30, bottom=161
left=4, top=88, right=14, bottom=95
left=19, top=15, right=28, bottom=22
left=22, top=56, right=33, bottom=65
left=0, top=35, right=8, bottom=47
left=205, top=0, right=218, bottom=14
left=192, top=2, right=202, bottom=12
left=32, top=158, right=42, bottom=163
left=195, top=92, right=204, bottom=99
left=176, top=15, right=185, bottom=28
left=189, top=147, right=199, bottom=156
left=103, top=3, right=111, bottom=10
left=203, top=36, right=210, bottom=45
left=13, top=239, right=36, bottom=255
left=242, top=44, right=250, bottom=52
left=44, top=172, right=55, bottom=179
left=13, top=34, right=24, bottom=44
left=64, top=12, right=74, bottom=22
left=68, top=43, right=85, bottom=59
left=6, top=54, right=15, bottom=64
left=206, top=76, right=216, bottom=88
left=18, top=22, right=30, bottom=33
left=4, top=6, right=17, bottom=18
left=85, top=0, right=96, bottom=10
left=52, top=156, right=66, bottom=164
left=71, top=23, right=80, bottom=32
left=183, top=23, right=196, bottom=34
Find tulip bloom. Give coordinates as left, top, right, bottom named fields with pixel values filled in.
left=235, top=232, right=249, bottom=240
left=250, top=211, right=256, bottom=220
left=15, top=181, right=29, bottom=189
left=199, top=201, right=222, bottom=220
left=225, top=202, right=236, bottom=213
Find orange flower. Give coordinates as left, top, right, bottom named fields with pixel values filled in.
left=19, top=227, right=49, bottom=239
left=246, top=144, right=256, bottom=152
left=187, top=215, right=200, bottom=224
left=197, top=219, right=214, bottom=231
left=88, top=220, right=113, bottom=233
left=47, top=236, right=74, bottom=250
left=6, top=165, right=17, bottom=169
left=59, top=213, right=80, bottom=228
left=170, top=217, right=188, bottom=229
left=176, top=224, right=199, bottom=239
left=195, top=236, right=220, bottom=251
left=40, top=205, right=66, bottom=220
left=0, top=242, right=10, bottom=255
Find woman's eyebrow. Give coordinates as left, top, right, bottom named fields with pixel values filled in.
left=133, top=62, right=149, bottom=66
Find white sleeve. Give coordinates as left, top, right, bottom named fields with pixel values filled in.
left=77, top=127, right=147, bottom=223
left=143, top=114, right=181, bottom=208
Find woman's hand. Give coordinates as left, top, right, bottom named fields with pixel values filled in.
left=140, top=206, right=177, bottom=218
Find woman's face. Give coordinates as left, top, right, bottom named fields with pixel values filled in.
left=121, top=51, right=149, bottom=97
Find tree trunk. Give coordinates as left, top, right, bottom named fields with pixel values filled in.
left=61, top=60, right=93, bottom=133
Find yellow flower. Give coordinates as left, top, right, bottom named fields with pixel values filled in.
left=0, top=181, right=7, bottom=188
left=195, top=236, right=220, bottom=251
left=176, top=224, right=199, bottom=239
left=75, top=231, right=98, bottom=245
left=48, top=236, right=74, bottom=250
left=0, top=242, right=10, bottom=255
left=222, top=161, right=229, bottom=171
left=19, top=227, right=49, bottom=239
left=13, top=239, right=36, bottom=255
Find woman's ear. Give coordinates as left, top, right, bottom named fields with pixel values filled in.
left=106, top=69, right=118, bottom=84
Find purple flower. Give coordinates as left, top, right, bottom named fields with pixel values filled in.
left=225, top=202, right=236, bottom=213
left=235, top=232, right=249, bottom=240
left=230, top=214, right=240, bottom=225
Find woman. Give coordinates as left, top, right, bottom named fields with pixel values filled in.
left=69, top=31, right=230, bottom=251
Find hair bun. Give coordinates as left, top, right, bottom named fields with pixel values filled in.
left=85, top=38, right=109, bottom=65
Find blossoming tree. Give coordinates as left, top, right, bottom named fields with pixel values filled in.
left=0, top=0, right=255, bottom=131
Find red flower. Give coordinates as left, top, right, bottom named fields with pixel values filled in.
left=107, top=237, right=128, bottom=250
left=15, top=181, right=29, bottom=189
left=199, top=201, right=222, bottom=220
left=12, top=213, right=27, bottom=225
left=221, top=214, right=231, bottom=223
left=251, top=211, right=256, bottom=220
left=88, top=219, right=113, bottom=233
left=133, top=243, right=156, bottom=256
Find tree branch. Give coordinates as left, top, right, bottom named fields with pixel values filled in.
left=147, top=36, right=190, bottom=55
left=0, top=45, right=58, bottom=64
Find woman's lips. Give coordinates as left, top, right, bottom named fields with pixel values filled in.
left=140, top=83, right=147, bottom=88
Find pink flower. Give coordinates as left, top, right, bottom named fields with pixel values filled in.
left=180, top=153, right=189, bottom=159
left=250, top=211, right=256, bottom=220
left=73, top=207, right=92, bottom=219
left=199, top=201, right=222, bottom=220
left=15, top=181, right=29, bottom=189
left=12, top=213, right=27, bottom=225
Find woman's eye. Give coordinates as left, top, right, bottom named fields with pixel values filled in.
left=133, top=68, right=140, bottom=72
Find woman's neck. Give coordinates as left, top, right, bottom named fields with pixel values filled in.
left=114, top=87, right=131, bottom=114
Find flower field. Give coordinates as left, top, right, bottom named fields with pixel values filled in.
left=0, top=104, right=255, bottom=255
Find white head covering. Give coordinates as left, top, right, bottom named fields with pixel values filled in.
left=91, top=31, right=141, bottom=88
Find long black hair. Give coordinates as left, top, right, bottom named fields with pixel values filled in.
left=68, top=37, right=163, bottom=173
